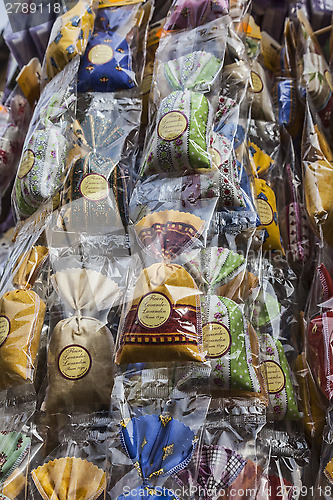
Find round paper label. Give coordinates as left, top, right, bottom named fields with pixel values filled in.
left=80, top=174, right=109, bottom=201
left=18, top=149, right=35, bottom=178
left=142, top=73, right=153, bottom=96
left=203, top=322, right=231, bottom=358
left=88, top=44, right=114, bottom=65
left=158, top=111, right=188, bottom=141
left=257, top=198, right=274, bottom=225
left=209, top=147, right=222, bottom=169
left=0, top=316, right=10, bottom=347
left=262, top=360, right=286, bottom=394
left=58, top=345, right=91, bottom=380
left=251, top=71, right=263, bottom=93
left=138, top=292, right=171, bottom=329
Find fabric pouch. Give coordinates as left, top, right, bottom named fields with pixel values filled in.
left=284, top=162, right=311, bottom=267
left=116, top=262, right=204, bottom=364
left=116, top=209, right=206, bottom=364
left=274, top=78, right=303, bottom=139
left=31, top=457, right=106, bottom=500
left=14, top=59, right=77, bottom=221
left=0, top=432, right=30, bottom=486
left=0, top=246, right=48, bottom=390
left=209, top=131, right=245, bottom=208
left=45, top=0, right=97, bottom=81
left=59, top=97, right=140, bottom=232
left=303, top=117, right=333, bottom=248
left=186, top=246, right=259, bottom=304
left=117, top=414, right=197, bottom=500
left=44, top=268, right=119, bottom=412
left=175, top=444, right=246, bottom=498
left=249, top=60, right=275, bottom=122
left=163, top=0, right=228, bottom=31
left=308, top=310, right=333, bottom=401
left=254, top=177, right=284, bottom=253
left=259, top=333, right=300, bottom=420
left=140, top=51, right=222, bottom=176
left=15, top=124, right=67, bottom=218
left=0, top=95, right=31, bottom=199
left=303, top=51, right=333, bottom=130
left=77, top=6, right=140, bottom=92
left=201, top=294, right=263, bottom=395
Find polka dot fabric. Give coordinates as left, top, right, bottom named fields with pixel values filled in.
left=201, top=294, right=263, bottom=395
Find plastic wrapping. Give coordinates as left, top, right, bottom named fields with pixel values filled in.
left=42, top=219, right=129, bottom=412
left=109, top=365, right=211, bottom=500
left=248, top=119, right=285, bottom=254
left=58, top=93, right=141, bottom=233
left=115, top=202, right=216, bottom=364
left=305, top=246, right=333, bottom=403
left=0, top=389, right=42, bottom=500
left=1, top=0, right=330, bottom=495
left=13, top=58, right=78, bottom=221
left=297, top=9, right=333, bottom=137
left=181, top=227, right=268, bottom=398
left=29, top=414, right=108, bottom=500
left=0, top=92, right=31, bottom=205
left=277, top=135, right=312, bottom=273
left=302, top=104, right=333, bottom=249
left=140, top=18, right=228, bottom=177
left=260, top=427, right=310, bottom=500
left=163, top=0, right=229, bottom=32
left=0, top=245, right=47, bottom=391
left=43, top=0, right=98, bottom=82
left=77, top=1, right=153, bottom=93
left=177, top=397, right=269, bottom=500
left=315, top=406, right=333, bottom=499
left=0, top=204, right=50, bottom=393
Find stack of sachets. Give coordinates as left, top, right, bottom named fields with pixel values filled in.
left=4, top=0, right=333, bottom=497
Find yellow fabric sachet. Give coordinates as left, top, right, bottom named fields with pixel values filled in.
left=0, top=246, right=47, bottom=390
left=116, top=263, right=205, bottom=364
left=294, top=353, right=326, bottom=446
left=45, top=0, right=97, bottom=80
left=303, top=124, right=333, bottom=247
left=254, top=177, right=284, bottom=253
left=248, top=141, right=274, bottom=177
left=31, top=457, right=106, bottom=500
left=2, top=470, right=26, bottom=499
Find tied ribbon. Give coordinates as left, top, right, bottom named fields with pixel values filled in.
left=117, top=415, right=197, bottom=500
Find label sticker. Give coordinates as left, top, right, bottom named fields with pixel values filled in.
left=158, top=111, right=188, bottom=141
left=88, top=45, right=114, bottom=65
left=251, top=71, right=263, bottom=93
left=80, top=174, right=109, bottom=201
left=138, top=292, right=171, bottom=329
left=209, top=147, right=222, bottom=169
left=58, top=345, right=91, bottom=380
left=257, top=198, right=274, bottom=225
left=203, top=322, right=231, bottom=358
left=0, top=316, right=10, bottom=347
left=262, top=360, right=286, bottom=394
left=18, top=149, right=35, bottom=178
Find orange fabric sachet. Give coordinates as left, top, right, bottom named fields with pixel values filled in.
left=116, top=262, right=204, bottom=364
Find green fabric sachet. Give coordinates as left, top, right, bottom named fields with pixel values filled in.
left=140, top=51, right=222, bottom=176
